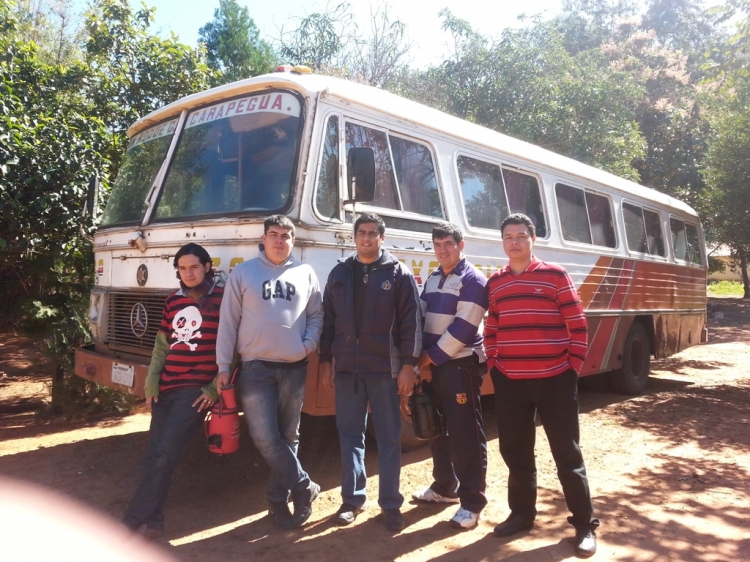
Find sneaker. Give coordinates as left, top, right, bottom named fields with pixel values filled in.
left=450, top=506, right=480, bottom=529
left=411, top=487, right=460, bottom=504
left=333, top=504, right=364, bottom=526
left=572, top=528, right=597, bottom=558
left=381, top=508, right=405, bottom=531
left=292, top=481, right=320, bottom=528
left=268, top=501, right=294, bottom=530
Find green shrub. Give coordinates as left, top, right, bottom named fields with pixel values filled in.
left=707, top=280, right=744, bottom=297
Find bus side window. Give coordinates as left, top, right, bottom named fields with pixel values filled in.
left=503, top=168, right=547, bottom=238
left=390, top=136, right=441, bottom=217
left=685, top=223, right=703, bottom=265
left=556, top=183, right=592, bottom=244
left=315, top=115, right=340, bottom=220
left=644, top=208, right=666, bottom=256
left=623, top=202, right=648, bottom=253
left=345, top=122, right=399, bottom=210
left=670, top=218, right=688, bottom=261
left=457, top=155, right=509, bottom=230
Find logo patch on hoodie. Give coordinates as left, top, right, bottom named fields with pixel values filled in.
left=381, top=280, right=392, bottom=290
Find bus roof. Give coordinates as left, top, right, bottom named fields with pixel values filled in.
left=129, top=71, right=697, bottom=217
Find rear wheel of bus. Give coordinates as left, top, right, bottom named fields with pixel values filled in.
left=609, top=321, right=651, bottom=395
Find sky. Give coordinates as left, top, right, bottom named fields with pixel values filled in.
left=117, top=0, right=565, bottom=69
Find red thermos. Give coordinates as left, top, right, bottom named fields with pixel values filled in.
left=205, top=383, right=240, bottom=454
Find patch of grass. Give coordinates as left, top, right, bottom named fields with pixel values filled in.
left=707, top=280, right=745, bottom=297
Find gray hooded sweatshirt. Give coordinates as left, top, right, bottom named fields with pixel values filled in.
left=216, top=250, right=323, bottom=372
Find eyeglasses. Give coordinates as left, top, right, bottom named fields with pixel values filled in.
left=356, top=230, right=381, bottom=239
left=363, top=265, right=369, bottom=284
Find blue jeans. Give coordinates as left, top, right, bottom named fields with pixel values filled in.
left=122, top=387, right=206, bottom=532
left=239, top=360, right=311, bottom=503
left=334, top=377, right=404, bottom=510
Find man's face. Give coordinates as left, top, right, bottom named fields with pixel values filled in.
left=502, top=222, right=535, bottom=262
left=263, top=225, right=294, bottom=265
left=433, top=235, right=464, bottom=273
left=177, top=254, right=210, bottom=288
left=355, top=221, right=384, bottom=263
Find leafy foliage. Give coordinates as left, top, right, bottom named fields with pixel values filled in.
left=198, top=0, right=275, bottom=85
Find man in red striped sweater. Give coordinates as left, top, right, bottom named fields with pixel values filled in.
left=484, top=213, right=599, bottom=558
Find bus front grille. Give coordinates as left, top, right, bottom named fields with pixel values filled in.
left=106, top=291, right=169, bottom=350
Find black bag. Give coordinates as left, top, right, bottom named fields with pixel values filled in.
left=408, top=381, right=446, bottom=440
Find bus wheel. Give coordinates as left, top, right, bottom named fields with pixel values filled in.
left=608, top=321, right=651, bottom=395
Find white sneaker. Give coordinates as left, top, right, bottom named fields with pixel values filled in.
left=412, top=487, right=460, bottom=504
left=450, top=506, right=480, bottom=529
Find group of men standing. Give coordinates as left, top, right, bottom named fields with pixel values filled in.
left=126, top=211, right=599, bottom=559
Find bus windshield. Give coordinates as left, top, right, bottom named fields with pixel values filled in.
left=100, top=119, right=179, bottom=226
left=153, top=92, right=302, bottom=220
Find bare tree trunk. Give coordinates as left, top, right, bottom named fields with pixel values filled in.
left=741, top=253, right=750, bottom=299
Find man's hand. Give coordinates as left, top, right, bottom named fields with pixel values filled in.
left=319, top=362, right=334, bottom=390
left=417, top=352, right=434, bottom=382
left=192, top=390, right=216, bottom=412
left=146, top=395, right=158, bottom=410
left=215, top=371, right=230, bottom=392
left=397, top=364, right=417, bottom=396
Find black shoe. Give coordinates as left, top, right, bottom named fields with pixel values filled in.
left=573, top=528, right=597, bottom=558
left=493, top=512, right=535, bottom=537
left=333, top=504, right=364, bottom=526
left=381, top=508, right=405, bottom=531
left=292, top=481, right=320, bottom=528
left=268, top=501, right=294, bottom=530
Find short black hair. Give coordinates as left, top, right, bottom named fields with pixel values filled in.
left=354, top=212, right=385, bottom=236
left=173, top=243, right=214, bottom=280
left=432, top=221, right=463, bottom=244
left=264, top=214, right=295, bottom=237
left=500, top=213, right=536, bottom=238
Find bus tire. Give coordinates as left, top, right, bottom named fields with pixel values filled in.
left=608, top=321, right=651, bottom=395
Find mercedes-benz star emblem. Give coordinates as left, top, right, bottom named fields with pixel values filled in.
left=136, top=264, right=148, bottom=286
left=130, top=303, right=148, bottom=338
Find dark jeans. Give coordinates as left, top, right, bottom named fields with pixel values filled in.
left=429, top=355, right=488, bottom=514
left=122, top=387, right=206, bottom=532
left=239, top=360, right=311, bottom=503
left=491, top=367, right=600, bottom=531
left=334, top=377, right=404, bottom=510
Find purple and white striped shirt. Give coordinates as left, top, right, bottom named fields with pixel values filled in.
left=421, top=258, right=488, bottom=366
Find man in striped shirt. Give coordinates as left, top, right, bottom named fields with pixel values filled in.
left=411, top=222, right=489, bottom=530
left=484, top=213, right=599, bottom=558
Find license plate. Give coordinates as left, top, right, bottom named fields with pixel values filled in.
left=112, top=363, right=135, bottom=387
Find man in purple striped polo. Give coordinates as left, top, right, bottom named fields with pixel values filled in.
left=411, top=222, right=489, bottom=530
left=484, top=213, right=599, bottom=558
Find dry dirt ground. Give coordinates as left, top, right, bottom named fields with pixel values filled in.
left=1, top=297, right=749, bottom=562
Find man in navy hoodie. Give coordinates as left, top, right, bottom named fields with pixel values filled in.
left=319, top=212, right=421, bottom=532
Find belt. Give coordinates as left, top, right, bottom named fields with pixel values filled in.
left=251, top=358, right=309, bottom=369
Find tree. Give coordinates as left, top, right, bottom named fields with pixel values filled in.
left=1, top=0, right=218, bottom=414
left=6, top=0, right=84, bottom=65
left=410, top=12, right=646, bottom=180
left=702, top=80, right=750, bottom=298
left=198, top=0, right=275, bottom=85
left=277, top=2, right=354, bottom=72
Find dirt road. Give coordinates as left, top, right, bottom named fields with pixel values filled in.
left=1, top=297, right=748, bottom=561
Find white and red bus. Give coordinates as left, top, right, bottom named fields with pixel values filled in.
left=76, top=67, right=706, bottom=441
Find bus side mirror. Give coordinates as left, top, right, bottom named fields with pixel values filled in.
left=346, top=147, right=375, bottom=204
